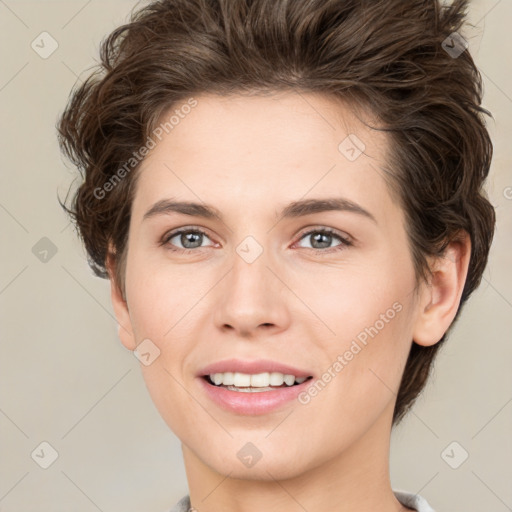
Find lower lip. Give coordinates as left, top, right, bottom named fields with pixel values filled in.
left=198, top=377, right=313, bottom=415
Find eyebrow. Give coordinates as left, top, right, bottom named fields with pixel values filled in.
left=142, top=197, right=377, bottom=224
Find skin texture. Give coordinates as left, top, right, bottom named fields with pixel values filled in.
left=107, top=92, right=471, bottom=512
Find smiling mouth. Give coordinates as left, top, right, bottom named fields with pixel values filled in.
left=202, top=374, right=313, bottom=392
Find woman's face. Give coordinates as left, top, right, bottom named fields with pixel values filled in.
left=115, top=91, right=424, bottom=479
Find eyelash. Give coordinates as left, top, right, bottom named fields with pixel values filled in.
left=160, top=226, right=353, bottom=254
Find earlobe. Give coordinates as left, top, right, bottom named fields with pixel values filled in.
left=106, top=247, right=137, bottom=351
left=412, top=233, right=471, bottom=347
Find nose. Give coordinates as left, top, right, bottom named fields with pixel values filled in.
left=213, top=247, right=291, bottom=338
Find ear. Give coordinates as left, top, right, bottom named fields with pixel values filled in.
left=106, top=244, right=137, bottom=351
left=412, top=232, right=471, bottom=347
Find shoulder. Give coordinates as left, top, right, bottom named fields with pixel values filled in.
left=394, top=489, right=436, bottom=512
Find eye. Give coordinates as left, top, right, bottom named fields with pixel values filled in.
left=161, top=228, right=215, bottom=252
left=295, top=227, right=352, bottom=252
left=161, top=226, right=352, bottom=254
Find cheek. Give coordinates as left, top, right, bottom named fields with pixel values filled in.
left=336, top=302, right=415, bottom=421
left=292, top=256, right=414, bottom=341
left=124, top=250, right=207, bottom=340
left=123, top=259, right=202, bottom=431
left=300, top=255, right=416, bottom=402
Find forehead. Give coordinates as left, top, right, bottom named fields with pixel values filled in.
left=133, top=91, right=394, bottom=220
left=146, top=91, right=384, bottom=160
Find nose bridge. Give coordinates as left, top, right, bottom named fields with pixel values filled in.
left=213, top=236, right=289, bottom=334
left=231, top=243, right=271, bottom=298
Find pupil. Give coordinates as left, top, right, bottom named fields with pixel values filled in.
left=312, top=232, right=331, bottom=249
left=182, top=232, right=202, bottom=248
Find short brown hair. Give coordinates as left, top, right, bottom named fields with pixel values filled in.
left=57, top=0, right=495, bottom=425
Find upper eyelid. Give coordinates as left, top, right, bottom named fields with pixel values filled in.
left=295, top=226, right=351, bottom=241
left=164, top=226, right=216, bottom=242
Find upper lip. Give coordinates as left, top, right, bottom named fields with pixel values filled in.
left=198, top=358, right=313, bottom=378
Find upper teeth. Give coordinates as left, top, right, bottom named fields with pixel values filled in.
left=209, top=372, right=308, bottom=387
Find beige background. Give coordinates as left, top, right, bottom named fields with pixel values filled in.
left=0, top=1, right=511, bottom=511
